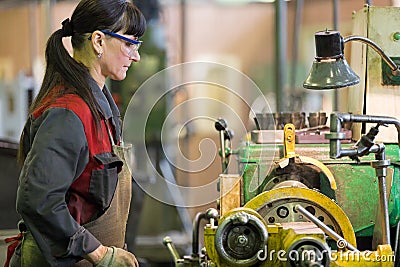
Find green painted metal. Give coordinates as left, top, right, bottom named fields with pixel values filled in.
left=381, top=57, right=400, bottom=85
left=238, top=141, right=400, bottom=237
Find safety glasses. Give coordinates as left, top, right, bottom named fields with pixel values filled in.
left=89, top=30, right=143, bottom=57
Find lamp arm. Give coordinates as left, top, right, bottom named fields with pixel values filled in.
left=344, top=35, right=400, bottom=75
left=330, top=113, right=400, bottom=153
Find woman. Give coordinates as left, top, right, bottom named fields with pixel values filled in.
left=8, top=0, right=146, bottom=266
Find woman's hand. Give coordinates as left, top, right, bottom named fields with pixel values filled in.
left=84, top=244, right=108, bottom=265
left=92, top=246, right=139, bottom=267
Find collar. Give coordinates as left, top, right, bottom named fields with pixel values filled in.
left=89, top=78, right=114, bottom=119
left=89, top=78, right=122, bottom=143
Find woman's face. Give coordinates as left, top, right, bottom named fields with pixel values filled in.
left=100, top=31, right=141, bottom=81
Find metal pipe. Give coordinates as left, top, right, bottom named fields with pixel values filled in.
left=328, top=113, right=343, bottom=159
left=192, top=211, right=206, bottom=257
left=191, top=208, right=219, bottom=257
left=394, top=220, right=400, bottom=266
left=372, top=149, right=391, bottom=245
left=289, top=0, right=303, bottom=103
left=328, top=113, right=400, bottom=159
left=333, top=0, right=339, bottom=111
left=344, top=36, right=400, bottom=76
left=275, top=0, right=288, bottom=112
left=377, top=175, right=390, bottom=244
left=180, top=0, right=186, bottom=63
left=294, top=204, right=359, bottom=252
left=327, top=112, right=398, bottom=246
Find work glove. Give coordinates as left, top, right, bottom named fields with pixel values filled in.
left=95, top=246, right=139, bottom=267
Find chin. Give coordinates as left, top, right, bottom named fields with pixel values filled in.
left=111, top=73, right=127, bottom=81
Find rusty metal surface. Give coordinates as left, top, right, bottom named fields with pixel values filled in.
left=219, top=174, right=242, bottom=216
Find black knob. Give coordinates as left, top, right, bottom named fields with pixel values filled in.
left=215, top=118, right=227, bottom=131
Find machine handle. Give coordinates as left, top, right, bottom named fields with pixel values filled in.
left=294, top=204, right=358, bottom=252
left=163, top=236, right=181, bottom=263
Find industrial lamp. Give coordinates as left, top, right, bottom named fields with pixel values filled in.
left=303, top=30, right=400, bottom=90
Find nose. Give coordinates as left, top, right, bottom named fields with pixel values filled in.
left=129, top=51, right=140, bottom=62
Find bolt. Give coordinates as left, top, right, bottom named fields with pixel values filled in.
left=237, top=235, right=248, bottom=245
left=277, top=207, right=289, bottom=218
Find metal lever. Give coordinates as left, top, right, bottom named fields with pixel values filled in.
left=163, top=236, right=181, bottom=263
left=215, top=118, right=228, bottom=173
left=215, top=118, right=233, bottom=174
left=294, top=204, right=358, bottom=252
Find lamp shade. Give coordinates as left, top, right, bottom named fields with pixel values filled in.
left=303, top=58, right=360, bottom=89
left=303, top=30, right=360, bottom=90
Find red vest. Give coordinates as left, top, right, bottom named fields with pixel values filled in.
left=32, top=94, right=113, bottom=224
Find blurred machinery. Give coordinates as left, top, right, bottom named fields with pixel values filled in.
left=0, top=73, right=34, bottom=266
left=163, top=4, right=400, bottom=267
left=0, top=72, right=36, bottom=143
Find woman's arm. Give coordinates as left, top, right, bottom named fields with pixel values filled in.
left=17, top=107, right=100, bottom=264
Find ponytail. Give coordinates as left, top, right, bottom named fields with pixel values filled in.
left=19, top=29, right=101, bottom=164
left=31, top=27, right=101, bottom=121
left=18, top=0, right=147, bottom=164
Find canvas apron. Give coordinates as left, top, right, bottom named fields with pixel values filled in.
left=10, top=141, right=132, bottom=267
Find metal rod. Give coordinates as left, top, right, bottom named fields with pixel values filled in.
left=163, top=236, right=181, bottom=262
left=294, top=204, right=359, bottom=252
left=289, top=0, right=303, bottom=101
left=220, top=131, right=227, bottom=173
left=377, top=175, right=391, bottom=244
left=333, top=0, right=339, bottom=111
left=373, top=150, right=391, bottom=245
left=180, top=0, right=186, bottom=63
left=344, top=36, right=400, bottom=75
left=275, top=0, right=288, bottom=112
left=394, top=220, right=400, bottom=267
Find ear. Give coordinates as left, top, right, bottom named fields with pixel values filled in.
left=89, top=30, right=105, bottom=54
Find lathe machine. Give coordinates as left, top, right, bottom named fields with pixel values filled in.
left=163, top=112, right=399, bottom=267
left=162, top=4, right=400, bottom=267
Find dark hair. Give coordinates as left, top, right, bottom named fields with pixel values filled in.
left=18, top=0, right=146, bottom=163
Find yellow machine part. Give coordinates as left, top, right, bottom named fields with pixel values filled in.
left=330, top=244, right=394, bottom=267
left=205, top=224, right=394, bottom=267
left=283, top=124, right=296, bottom=158
left=204, top=207, right=269, bottom=267
left=244, top=187, right=357, bottom=248
left=277, top=123, right=337, bottom=190
left=205, top=218, right=330, bottom=267
left=204, top=207, right=394, bottom=267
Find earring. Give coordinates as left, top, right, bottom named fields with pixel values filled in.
left=97, top=52, right=102, bottom=58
